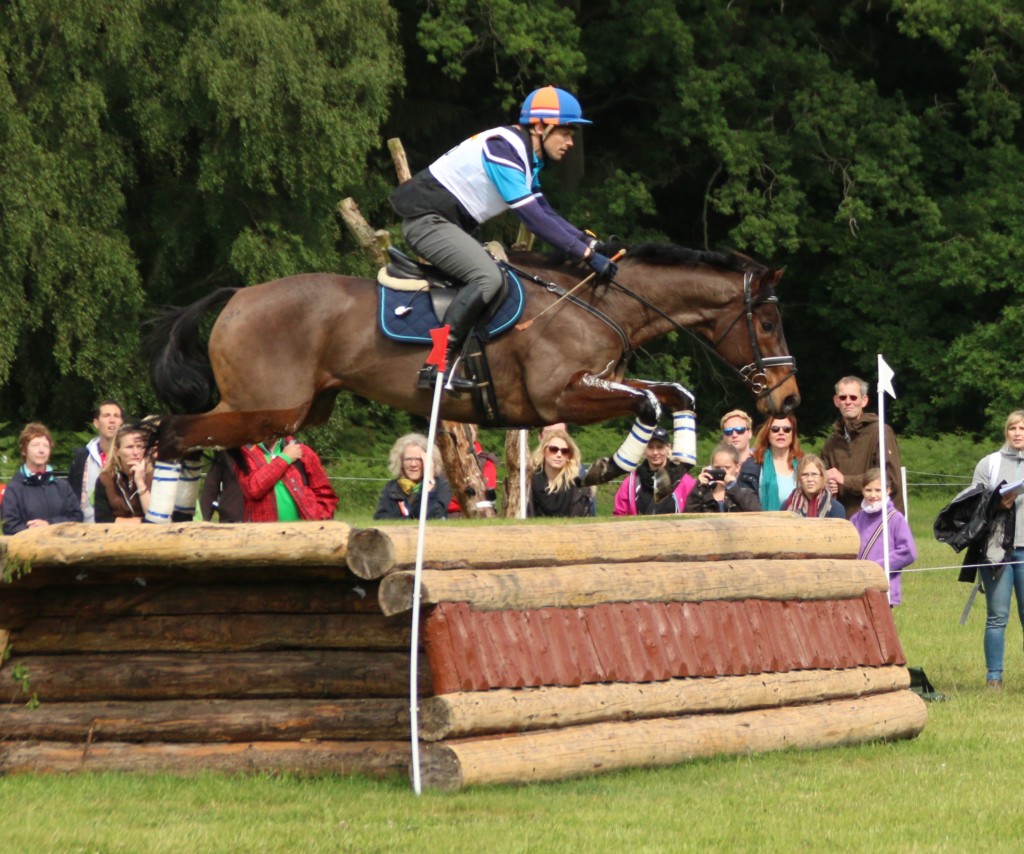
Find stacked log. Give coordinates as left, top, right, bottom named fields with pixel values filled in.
left=0, top=522, right=418, bottom=777
left=365, top=514, right=927, bottom=789
left=0, top=515, right=927, bottom=786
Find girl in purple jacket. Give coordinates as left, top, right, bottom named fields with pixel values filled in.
left=849, top=468, right=916, bottom=605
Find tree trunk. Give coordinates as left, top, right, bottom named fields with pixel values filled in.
left=1, top=520, right=353, bottom=574
left=502, top=429, right=528, bottom=519
left=5, top=650, right=430, bottom=702
left=336, top=197, right=390, bottom=266
left=13, top=613, right=411, bottom=654
left=378, top=558, right=886, bottom=615
left=0, top=739, right=411, bottom=778
left=345, top=514, right=861, bottom=579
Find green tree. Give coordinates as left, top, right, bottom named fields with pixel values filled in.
left=1, top=0, right=402, bottom=424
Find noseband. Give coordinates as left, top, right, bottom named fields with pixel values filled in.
left=710, top=272, right=797, bottom=400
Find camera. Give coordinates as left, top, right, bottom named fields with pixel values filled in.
left=706, top=467, right=726, bottom=482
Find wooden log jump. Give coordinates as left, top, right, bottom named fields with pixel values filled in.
left=0, top=515, right=926, bottom=786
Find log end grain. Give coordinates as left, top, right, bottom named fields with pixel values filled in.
left=378, top=572, right=416, bottom=616
left=418, top=742, right=463, bottom=791
left=347, top=528, right=397, bottom=580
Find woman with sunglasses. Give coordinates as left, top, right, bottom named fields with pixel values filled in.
left=782, top=454, right=845, bottom=519
left=720, top=409, right=760, bottom=494
left=752, top=413, right=804, bottom=511
left=527, top=428, right=593, bottom=517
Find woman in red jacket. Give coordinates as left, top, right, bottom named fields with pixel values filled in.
left=234, top=437, right=338, bottom=522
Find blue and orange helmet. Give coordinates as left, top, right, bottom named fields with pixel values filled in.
left=519, top=86, right=591, bottom=126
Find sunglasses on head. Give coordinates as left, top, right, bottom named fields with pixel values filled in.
left=770, top=425, right=792, bottom=434
left=836, top=394, right=861, bottom=402
left=546, top=445, right=571, bottom=456
left=722, top=426, right=748, bottom=436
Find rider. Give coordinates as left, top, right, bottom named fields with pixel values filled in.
left=390, top=85, right=619, bottom=390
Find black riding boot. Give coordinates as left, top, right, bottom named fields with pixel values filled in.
left=417, top=284, right=490, bottom=391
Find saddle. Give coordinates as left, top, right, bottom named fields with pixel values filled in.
left=376, top=244, right=524, bottom=339
left=376, top=244, right=526, bottom=425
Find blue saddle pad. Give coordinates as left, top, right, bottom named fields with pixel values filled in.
left=378, top=270, right=526, bottom=345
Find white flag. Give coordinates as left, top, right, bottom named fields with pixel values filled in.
left=877, top=354, right=897, bottom=399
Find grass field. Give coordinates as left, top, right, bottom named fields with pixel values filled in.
left=4, top=491, right=1024, bottom=852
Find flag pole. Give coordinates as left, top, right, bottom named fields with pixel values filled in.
left=876, top=354, right=896, bottom=605
left=409, top=326, right=450, bottom=794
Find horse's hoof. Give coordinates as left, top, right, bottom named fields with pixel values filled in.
left=653, top=469, right=672, bottom=504
left=584, top=457, right=628, bottom=486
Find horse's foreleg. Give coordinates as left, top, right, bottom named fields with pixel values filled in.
left=557, top=373, right=663, bottom=485
left=621, top=379, right=698, bottom=467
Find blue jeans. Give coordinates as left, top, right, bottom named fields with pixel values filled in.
left=981, top=548, right=1024, bottom=680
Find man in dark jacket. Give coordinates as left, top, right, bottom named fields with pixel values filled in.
left=822, top=376, right=904, bottom=517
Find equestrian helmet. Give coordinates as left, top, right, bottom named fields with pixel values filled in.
left=519, top=86, right=592, bottom=126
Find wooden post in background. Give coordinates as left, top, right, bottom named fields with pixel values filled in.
left=503, top=430, right=529, bottom=518
left=336, top=198, right=390, bottom=267
left=388, top=138, right=413, bottom=184
left=435, top=423, right=496, bottom=519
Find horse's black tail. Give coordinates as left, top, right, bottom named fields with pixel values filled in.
left=144, top=288, right=239, bottom=414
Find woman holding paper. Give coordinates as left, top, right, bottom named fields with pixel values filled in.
left=969, top=410, right=1024, bottom=689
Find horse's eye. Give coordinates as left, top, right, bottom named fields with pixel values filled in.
left=761, top=321, right=775, bottom=332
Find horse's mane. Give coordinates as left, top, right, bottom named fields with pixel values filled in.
left=623, top=243, right=766, bottom=273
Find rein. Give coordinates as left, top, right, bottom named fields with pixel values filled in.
left=609, top=270, right=797, bottom=400
left=505, top=263, right=632, bottom=357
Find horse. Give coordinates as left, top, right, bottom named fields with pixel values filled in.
left=144, top=242, right=799, bottom=521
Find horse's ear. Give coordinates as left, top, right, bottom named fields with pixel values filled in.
left=766, top=267, right=786, bottom=287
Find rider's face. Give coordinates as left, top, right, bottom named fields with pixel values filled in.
left=540, top=126, right=575, bottom=161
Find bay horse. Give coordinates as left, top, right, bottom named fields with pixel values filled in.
left=144, top=243, right=799, bottom=520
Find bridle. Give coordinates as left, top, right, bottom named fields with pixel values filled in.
left=603, top=269, right=797, bottom=401
left=708, top=272, right=798, bottom=399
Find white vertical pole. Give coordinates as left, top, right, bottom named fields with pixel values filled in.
left=409, top=371, right=446, bottom=795
left=519, top=428, right=529, bottom=519
left=877, top=354, right=892, bottom=604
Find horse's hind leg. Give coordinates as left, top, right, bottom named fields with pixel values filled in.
left=156, top=404, right=312, bottom=460
left=144, top=404, right=311, bottom=524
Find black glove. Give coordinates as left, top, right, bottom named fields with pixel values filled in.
left=588, top=251, right=618, bottom=282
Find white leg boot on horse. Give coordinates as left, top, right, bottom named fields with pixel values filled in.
left=173, top=456, right=204, bottom=522
left=417, top=283, right=490, bottom=392
left=145, top=460, right=181, bottom=524
left=582, top=418, right=657, bottom=486
left=672, top=410, right=698, bottom=466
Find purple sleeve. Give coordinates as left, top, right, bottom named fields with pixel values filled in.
left=514, top=196, right=592, bottom=259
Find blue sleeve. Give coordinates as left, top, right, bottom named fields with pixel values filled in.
left=54, top=482, right=84, bottom=523
left=482, top=138, right=591, bottom=259
left=482, top=137, right=533, bottom=204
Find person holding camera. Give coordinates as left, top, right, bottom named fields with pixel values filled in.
left=684, top=442, right=762, bottom=513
